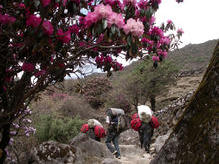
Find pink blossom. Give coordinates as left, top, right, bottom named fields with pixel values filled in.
left=57, top=29, right=71, bottom=43
left=18, top=3, right=25, bottom=9
left=97, top=34, right=104, bottom=43
left=124, top=0, right=136, bottom=6
left=94, top=4, right=112, bottom=19
left=10, top=131, right=17, bottom=135
left=58, top=63, right=65, bottom=68
left=63, top=0, right=68, bottom=6
left=85, top=12, right=98, bottom=27
left=0, top=14, right=16, bottom=25
left=167, top=19, right=172, bottom=24
left=22, top=63, right=35, bottom=72
left=160, top=36, right=170, bottom=45
left=41, top=0, right=51, bottom=7
left=149, top=16, right=155, bottom=25
left=152, top=56, right=159, bottom=62
left=141, top=37, right=154, bottom=45
left=138, top=0, right=148, bottom=9
left=35, top=70, right=46, bottom=77
left=26, top=15, right=42, bottom=28
left=69, top=25, right=80, bottom=35
left=79, top=41, right=86, bottom=47
left=107, top=13, right=124, bottom=28
left=149, top=26, right=164, bottom=37
left=177, top=28, right=184, bottom=34
left=123, top=18, right=144, bottom=37
left=42, top=20, right=54, bottom=35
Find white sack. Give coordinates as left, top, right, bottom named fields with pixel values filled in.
left=87, top=119, right=103, bottom=128
left=110, top=108, right=125, bottom=115
left=137, top=105, right=153, bottom=123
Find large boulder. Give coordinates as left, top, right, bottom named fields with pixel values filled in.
left=30, top=141, right=76, bottom=164
left=70, top=133, right=113, bottom=164
left=30, top=133, right=114, bottom=164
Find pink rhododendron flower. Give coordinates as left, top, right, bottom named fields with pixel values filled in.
left=57, top=29, right=71, bottom=43
left=149, top=26, right=164, bottom=37
left=123, top=18, right=144, bottom=37
left=79, top=41, right=86, bottom=47
left=149, top=16, right=155, bottom=25
left=141, top=38, right=154, bottom=45
left=18, top=3, right=25, bottom=9
left=22, top=63, right=35, bottom=72
left=41, top=0, right=51, bottom=7
left=152, top=56, right=159, bottom=61
left=69, top=25, right=80, bottom=35
left=167, top=19, right=172, bottom=24
left=26, top=15, right=42, bottom=28
left=177, top=28, right=184, bottom=34
left=107, top=13, right=124, bottom=28
left=97, top=34, right=104, bottom=43
left=94, top=4, right=112, bottom=18
left=138, top=0, right=148, bottom=9
left=42, top=20, right=54, bottom=35
left=160, top=36, right=170, bottom=45
left=124, top=0, right=136, bottom=6
left=35, top=70, right=46, bottom=77
left=0, top=14, right=16, bottom=25
left=85, top=12, right=99, bottom=27
left=157, top=50, right=168, bottom=57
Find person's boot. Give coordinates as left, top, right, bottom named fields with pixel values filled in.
left=115, top=152, right=121, bottom=159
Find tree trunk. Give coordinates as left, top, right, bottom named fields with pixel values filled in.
left=0, top=123, right=10, bottom=164
left=150, top=95, right=156, bottom=111
left=151, top=42, right=219, bottom=163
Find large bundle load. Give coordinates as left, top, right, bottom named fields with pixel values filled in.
left=107, top=108, right=125, bottom=116
left=137, top=105, right=153, bottom=123
left=87, top=119, right=103, bottom=128
left=106, top=108, right=126, bottom=132
left=150, top=115, right=160, bottom=128
left=131, top=117, right=142, bottom=131
left=80, top=123, right=89, bottom=133
left=94, top=125, right=106, bottom=138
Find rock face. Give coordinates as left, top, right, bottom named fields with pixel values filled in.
left=70, top=133, right=113, bottom=164
left=30, top=133, right=113, bottom=164
left=151, top=42, right=219, bottom=164
left=31, top=141, right=76, bottom=164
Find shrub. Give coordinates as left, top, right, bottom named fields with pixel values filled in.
left=105, top=89, right=131, bottom=113
left=35, top=114, right=84, bottom=143
left=59, top=95, right=97, bottom=119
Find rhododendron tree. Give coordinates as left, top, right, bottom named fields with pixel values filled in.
left=0, top=0, right=183, bottom=162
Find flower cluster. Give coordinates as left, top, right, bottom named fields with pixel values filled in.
left=95, top=55, right=123, bottom=71
left=0, top=13, right=16, bottom=25
left=123, top=18, right=144, bottom=37
left=124, top=0, right=137, bottom=6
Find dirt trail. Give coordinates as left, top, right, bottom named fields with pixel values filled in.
left=116, top=145, right=152, bottom=164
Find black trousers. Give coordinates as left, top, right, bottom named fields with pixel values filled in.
left=138, top=123, right=154, bottom=152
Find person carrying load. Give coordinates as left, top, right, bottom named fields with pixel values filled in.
left=105, top=108, right=126, bottom=159
left=81, top=118, right=106, bottom=142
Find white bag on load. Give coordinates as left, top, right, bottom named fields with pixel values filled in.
left=137, top=105, right=153, bottom=123
left=87, top=119, right=103, bottom=128
left=110, top=108, right=125, bottom=116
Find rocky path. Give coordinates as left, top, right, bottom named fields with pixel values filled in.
left=113, top=145, right=152, bottom=164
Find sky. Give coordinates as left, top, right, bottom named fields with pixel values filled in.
left=156, top=0, right=219, bottom=46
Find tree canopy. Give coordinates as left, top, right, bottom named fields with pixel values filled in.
left=0, top=0, right=183, bottom=162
